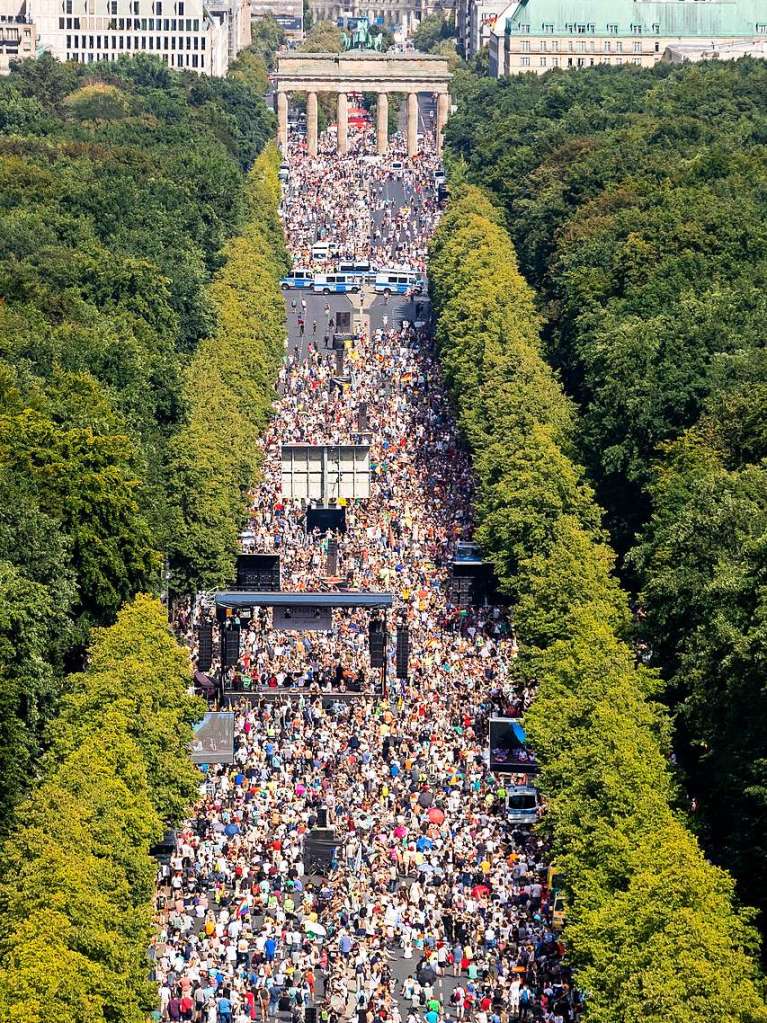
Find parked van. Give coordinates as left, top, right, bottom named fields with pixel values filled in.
left=374, top=269, right=424, bottom=296
left=311, top=241, right=337, bottom=261
left=337, top=260, right=375, bottom=284
left=337, top=260, right=372, bottom=276
left=505, top=785, right=540, bottom=826
left=280, top=269, right=313, bottom=290
left=313, top=273, right=360, bottom=294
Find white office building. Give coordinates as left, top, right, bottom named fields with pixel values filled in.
left=0, top=0, right=36, bottom=72
left=29, top=0, right=249, bottom=74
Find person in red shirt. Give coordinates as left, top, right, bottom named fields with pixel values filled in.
left=243, top=989, right=256, bottom=1020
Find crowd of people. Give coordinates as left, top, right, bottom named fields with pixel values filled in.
left=281, top=126, right=438, bottom=273
left=153, top=124, right=581, bottom=1023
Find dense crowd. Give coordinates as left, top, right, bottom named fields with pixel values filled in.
left=153, top=125, right=581, bottom=1023
left=281, top=128, right=438, bottom=272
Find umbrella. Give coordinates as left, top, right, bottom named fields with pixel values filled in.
left=471, top=884, right=490, bottom=898
left=417, top=791, right=433, bottom=808
left=224, top=823, right=240, bottom=837
left=416, top=836, right=433, bottom=851
left=393, top=825, right=407, bottom=839
left=304, top=920, right=327, bottom=936
left=427, top=807, right=445, bottom=825
left=418, top=965, right=437, bottom=985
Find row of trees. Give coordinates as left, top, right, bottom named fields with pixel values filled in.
left=0, top=53, right=286, bottom=1017
left=0, top=595, right=203, bottom=1023
left=446, top=59, right=767, bottom=936
left=168, top=144, right=288, bottom=592
left=0, top=54, right=277, bottom=827
left=429, top=186, right=767, bottom=1020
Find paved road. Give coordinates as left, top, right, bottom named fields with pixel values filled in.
left=284, top=291, right=356, bottom=361
left=283, top=169, right=432, bottom=362
left=283, top=289, right=431, bottom=364
left=399, top=92, right=437, bottom=138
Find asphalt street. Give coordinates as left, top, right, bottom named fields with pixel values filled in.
left=283, top=167, right=432, bottom=363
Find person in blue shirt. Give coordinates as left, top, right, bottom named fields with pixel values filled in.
left=216, top=993, right=232, bottom=1023
left=265, top=936, right=277, bottom=962
left=424, top=1009, right=439, bottom=1023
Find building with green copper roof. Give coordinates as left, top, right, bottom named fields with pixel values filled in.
left=508, top=0, right=767, bottom=38
left=489, top=0, right=767, bottom=75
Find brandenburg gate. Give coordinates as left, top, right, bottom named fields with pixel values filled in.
left=273, top=51, right=452, bottom=158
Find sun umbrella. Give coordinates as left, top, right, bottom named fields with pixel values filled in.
left=427, top=807, right=445, bottom=825
left=416, top=836, right=433, bottom=851
left=394, top=825, right=407, bottom=839
left=471, top=884, right=490, bottom=898
left=224, top=823, right=240, bottom=837
left=417, top=791, right=433, bottom=808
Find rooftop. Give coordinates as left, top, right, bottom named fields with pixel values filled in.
left=507, top=0, right=767, bottom=37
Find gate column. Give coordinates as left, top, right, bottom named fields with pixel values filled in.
left=436, top=91, right=449, bottom=154
left=277, top=90, right=288, bottom=154
left=407, top=91, right=418, bottom=158
left=337, top=91, right=349, bottom=155
left=307, top=91, right=318, bottom=157
left=376, top=92, right=389, bottom=155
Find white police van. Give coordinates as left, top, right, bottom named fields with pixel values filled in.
left=280, top=269, right=313, bottom=290
left=311, top=241, right=338, bottom=261
left=374, top=269, right=425, bottom=296
left=338, top=260, right=375, bottom=285
left=312, top=273, right=360, bottom=294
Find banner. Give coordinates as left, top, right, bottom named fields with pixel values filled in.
left=488, top=716, right=539, bottom=774
left=191, top=712, right=235, bottom=764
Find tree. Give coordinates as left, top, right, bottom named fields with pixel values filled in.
left=0, top=390, right=158, bottom=622
left=0, top=55, right=276, bottom=834
left=412, top=12, right=455, bottom=53
left=46, top=594, right=204, bottom=824
left=167, top=146, right=286, bottom=594
left=0, top=595, right=198, bottom=1021
left=0, top=562, right=61, bottom=828
left=300, top=20, right=343, bottom=53
left=228, top=49, right=269, bottom=95
left=571, top=819, right=767, bottom=1023
left=249, top=14, right=286, bottom=67
left=62, top=82, right=131, bottom=121
left=444, top=61, right=767, bottom=947
left=430, top=184, right=767, bottom=1013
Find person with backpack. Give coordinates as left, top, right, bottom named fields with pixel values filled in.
left=517, top=984, right=533, bottom=1022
